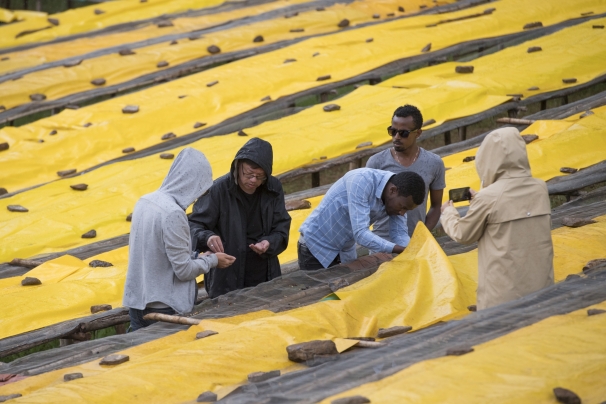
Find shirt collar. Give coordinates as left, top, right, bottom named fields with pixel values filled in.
left=375, top=171, right=394, bottom=200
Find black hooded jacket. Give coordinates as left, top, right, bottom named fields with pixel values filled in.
left=189, top=138, right=291, bottom=298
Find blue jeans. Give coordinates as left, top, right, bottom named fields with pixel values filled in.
left=297, top=242, right=340, bottom=271
left=128, top=306, right=175, bottom=332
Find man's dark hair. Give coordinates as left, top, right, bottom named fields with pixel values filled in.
left=393, top=104, right=423, bottom=131
left=240, top=158, right=261, bottom=170
left=389, top=172, right=426, bottom=205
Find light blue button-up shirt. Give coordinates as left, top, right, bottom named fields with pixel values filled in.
left=299, top=168, right=409, bottom=268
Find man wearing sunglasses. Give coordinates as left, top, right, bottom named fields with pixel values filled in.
left=189, top=138, right=291, bottom=298
left=366, top=104, right=445, bottom=239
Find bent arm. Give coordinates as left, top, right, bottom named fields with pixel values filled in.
left=189, top=186, right=220, bottom=251
left=440, top=196, right=490, bottom=244
left=425, top=189, right=444, bottom=231
left=165, top=211, right=218, bottom=281
left=348, top=182, right=396, bottom=253
left=389, top=214, right=410, bottom=248
left=259, top=185, right=292, bottom=257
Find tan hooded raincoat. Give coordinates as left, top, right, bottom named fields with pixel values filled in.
left=441, top=127, right=554, bottom=309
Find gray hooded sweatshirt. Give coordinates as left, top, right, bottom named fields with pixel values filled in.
left=123, top=148, right=218, bottom=314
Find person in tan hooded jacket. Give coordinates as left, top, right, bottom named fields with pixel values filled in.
left=440, top=127, right=554, bottom=310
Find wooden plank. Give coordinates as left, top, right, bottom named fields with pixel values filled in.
left=547, top=161, right=606, bottom=195
left=0, top=308, right=128, bottom=359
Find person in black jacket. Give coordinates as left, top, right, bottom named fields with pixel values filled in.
left=189, top=138, right=291, bottom=298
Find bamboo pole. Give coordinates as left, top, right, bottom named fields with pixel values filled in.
left=495, top=117, right=535, bottom=125
left=142, top=313, right=201, bottom=325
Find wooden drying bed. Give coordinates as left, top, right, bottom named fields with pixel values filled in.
left=1, top=187, right=604, bottom=361
left=0, top=0, right=278, bottom=56
left=3, top=184, right=606, bottom=374
left=0, top=0, right=504, bottom=125
left=0, top=254, right=392, bottom=366
left=275, top=78, right=606, bottom=183
left=0, top=0, right=364, bottom=85
left=2, top=90, right=604, bottom=278
left=223, top=265, right=606, bottom=404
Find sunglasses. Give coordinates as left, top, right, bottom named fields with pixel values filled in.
left=387, top=126, right=417, bottom=138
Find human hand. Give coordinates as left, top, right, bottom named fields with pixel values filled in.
left=249, top=240, right=270, bottom=255
left=392, top=245, right=405, bottom=254
left=469, top=189, right=477, bottom=199
left=215, top=253, right=236, bottom=268
left=207, top=235, right=224, bottom=253
left=441, top=200, right=454, bottom=213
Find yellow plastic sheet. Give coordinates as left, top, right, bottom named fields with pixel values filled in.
left=0, top=248, right=128, bottom=340
left=322, top=304, right=606, bottom=404
left=0, top=8, right=45, bottom=24
left=3, top=0, right=606, bottom=193
left=0, top=0, right=449, bottom=110
left=2, top=85, right=605, bottom=267
left=3, top=217, right=606, bottom=401
left=0, top=0, right=225, bottom=50
left=0, top=0, right=429, bottom=76
left=0, top=224, right=471, bottom=401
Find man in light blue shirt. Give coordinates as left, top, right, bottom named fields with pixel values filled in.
left=298, top=169, right=426, bottom=270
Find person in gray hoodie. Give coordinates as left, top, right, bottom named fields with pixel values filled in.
left=123, top=148, right=235, bottom=331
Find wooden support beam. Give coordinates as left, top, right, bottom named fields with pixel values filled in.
left=444, top=130, right=452, bottom=145
left=459, top=126, right=467, bottom=141
left=311, top=172, right=321, bottom=188
left=348, top=158, right=362, bottom=171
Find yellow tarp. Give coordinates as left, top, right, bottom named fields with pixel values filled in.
left=2, top=217, right=605, bottom=401
left=3, top=0, right=606, bottom=193
left=0, top=193, right=321, bottom=338
left=0, top=0, right=448, bottom=110
left=2, top=80, right=605, bottom=266
left=0, top=224, right=469, bottom=401
left=0, top=0, right=431, bottom=76
left=0, top=8, right=45, bottom=24
left=322, top=305, right=606, bottom=404
left=0, top=250, right=128, bottom=340
left=0, top=0, right=225, bottom=50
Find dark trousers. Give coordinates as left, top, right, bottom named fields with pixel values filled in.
left=128, top=306, right=175, bottom=332
left=297, top=241, right=340, bottom=271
